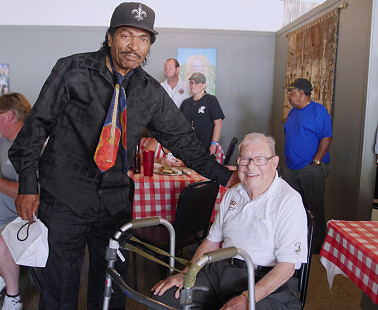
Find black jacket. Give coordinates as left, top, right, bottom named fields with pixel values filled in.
left=9, top=51, right=231, bottom=215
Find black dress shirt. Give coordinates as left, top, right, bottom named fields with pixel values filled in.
left=9, top=51, right=231, bottom=215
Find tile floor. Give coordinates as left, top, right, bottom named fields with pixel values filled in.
left=5, top=208, right=378, bottom=310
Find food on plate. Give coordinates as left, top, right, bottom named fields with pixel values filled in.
left=162, top=168, right=175, bottom=174
left=153, top=165, right=185, bottom=175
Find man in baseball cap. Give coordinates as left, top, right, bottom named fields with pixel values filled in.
left=9, top=2, right=237, bottom=309
left=283, top=78, right=313, bottom=96
left=282, top=77, right=333, bottom=255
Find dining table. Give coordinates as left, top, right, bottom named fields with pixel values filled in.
left=129, top=168, right=228, bottom=223
left=320, top=220, right=378, bottom=308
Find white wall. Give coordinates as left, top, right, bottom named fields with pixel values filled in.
left=361, top=0, right=378, bottom=219
left=1, top=0, right=285, bottom=31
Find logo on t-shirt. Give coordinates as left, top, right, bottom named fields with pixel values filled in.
left=294, top=242, right=302, bottom=255
left=228, top=198, right=238, bottom=211
left=198, top=106, right=206, bottom=114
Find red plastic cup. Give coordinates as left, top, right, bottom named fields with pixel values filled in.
left=143, top=150, right=154, bottom=176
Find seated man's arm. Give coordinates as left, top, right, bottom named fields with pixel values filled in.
left=254, top=262, right=295, bottom=302
left=220, top=262, right=295, bottom=310
left=0, top=178, right=18, bottom=199
left=151, top=238, right=222, bottom=299
left=144, top=138, right=158, bottom=154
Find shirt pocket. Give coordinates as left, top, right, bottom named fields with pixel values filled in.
left=249, top=217, right=275, bottom=250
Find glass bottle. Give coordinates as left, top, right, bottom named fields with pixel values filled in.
left=133, top=142, right=141, bottom=174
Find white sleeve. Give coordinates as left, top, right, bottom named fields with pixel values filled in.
left=207, top=187, right=236, bottom=243
left=274, top=191, right=308, bottom=267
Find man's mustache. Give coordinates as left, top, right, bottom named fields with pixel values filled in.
left=121, top=51, right=141, bottom=60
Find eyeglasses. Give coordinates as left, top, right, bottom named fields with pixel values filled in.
left=189, top=81, right=200, bottom=85
left=237, top=156, right=275, bottom=166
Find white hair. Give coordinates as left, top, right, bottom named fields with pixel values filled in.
left=238, top=133, right=276, bottom=156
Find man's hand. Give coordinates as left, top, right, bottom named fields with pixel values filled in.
left=162, top=154, right=185, bottom=167
left=220, top=294, right=248, bottom=310
left=226, top=170, right=239, bottom=188
left=151, top=273, right=184, bottom=299
left=209, top=144, right=217, bottom=155
left=15, top=194, right=40, bottom=222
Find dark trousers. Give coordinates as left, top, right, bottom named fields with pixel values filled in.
left=284, top=163, right=330, bottom=253
left=152, top=260, right=300, bottom=310
left=38, top=189, right=131, bottom=310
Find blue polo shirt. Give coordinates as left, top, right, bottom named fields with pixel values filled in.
left=284, top=101, right=332, bottom=170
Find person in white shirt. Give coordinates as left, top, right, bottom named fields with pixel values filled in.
left=151, top=132, right=308, bottom=310
left=160, top=59, right=191, bottom=108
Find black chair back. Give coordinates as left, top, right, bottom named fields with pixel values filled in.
left=129, top=176, right=135, bottom=206
left=297, top=209, right=314, bottom=308
left=223, top=137, right=238, bottom=166
left=173, top=180, right=220, bottom=248
left=131, top=180, right=219, bottom=279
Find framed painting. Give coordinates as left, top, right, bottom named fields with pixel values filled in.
left=0, top=64, right=10, bottom=95
left=177, top=48, right=217, bottom=95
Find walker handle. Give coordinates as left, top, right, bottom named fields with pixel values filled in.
left=132, top=217, right=161, bottom=228
left=205, top=247, right=239, bottom=263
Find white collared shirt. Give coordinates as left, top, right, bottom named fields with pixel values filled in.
left=207, top=173, right=308, bottom=269
left=161, top=79, right=191, bottom=108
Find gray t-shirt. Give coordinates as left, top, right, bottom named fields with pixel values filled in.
left=0, top=138, right=18, bottom=227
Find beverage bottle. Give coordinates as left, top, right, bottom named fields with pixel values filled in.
left=133, top=142, right=141, bottom=174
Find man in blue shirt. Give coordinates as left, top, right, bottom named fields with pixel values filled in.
left=283, top=78, right=332, bottom=254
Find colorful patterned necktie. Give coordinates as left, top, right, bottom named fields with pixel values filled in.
left=94, top=55, right=134, bottom=174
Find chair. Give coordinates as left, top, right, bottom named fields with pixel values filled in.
left=223, top=137, right=238, bottom=166
left=132, top=180, right=220, bottom=278
left=296, top=209, right=314, bottom=309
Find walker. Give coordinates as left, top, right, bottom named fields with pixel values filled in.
left=102, top=217, right=255, bottom=310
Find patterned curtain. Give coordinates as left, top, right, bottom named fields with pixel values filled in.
left=282, top=7, right=340, bottom=122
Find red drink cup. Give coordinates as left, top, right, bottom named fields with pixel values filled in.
left=143, top=151, right=154, bottom=176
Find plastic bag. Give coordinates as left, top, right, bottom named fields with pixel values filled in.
left=1, top=213, right=49, bottom=267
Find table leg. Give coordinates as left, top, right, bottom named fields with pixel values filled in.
left=360, top=292, right=378, bottom=310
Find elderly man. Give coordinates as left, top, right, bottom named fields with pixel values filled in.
left=0, top=93, right=31, bottom=310
left=152, top=133, right=308, bottom=309
left=283, top=78, right=332, bottom=254
left=9, top=2, right=236, bottom=309
left=161, top=58, right=191, bottom=108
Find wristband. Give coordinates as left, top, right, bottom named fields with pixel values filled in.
left=210, top=140, right=218, bottom=146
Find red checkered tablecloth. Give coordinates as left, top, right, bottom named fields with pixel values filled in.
left=320, top=221, right=378, bottom=304
left=215, top=144, right=225, bottom=164
left=129, top=169, right=228, bottom=222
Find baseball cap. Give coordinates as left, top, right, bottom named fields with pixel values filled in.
left=283, top=78, right=313, bottom=95
left=189, top=72, right=206, bottom=83
left=110, top=2, right=159, bottom=35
